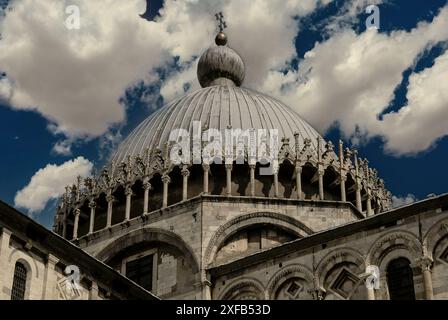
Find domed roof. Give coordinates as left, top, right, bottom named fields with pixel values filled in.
left=111, top=85, right=324, bottom=164
left=197, top=45, right=245, bottom=87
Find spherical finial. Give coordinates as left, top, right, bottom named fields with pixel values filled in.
left=215, top=32, right=228, bottom=46
left=197, top=44, right=245, bottom=88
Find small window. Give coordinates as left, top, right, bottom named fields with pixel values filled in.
left=11, top=262, right=27, bottom=300
left=125, top=254, right=154, bottom=292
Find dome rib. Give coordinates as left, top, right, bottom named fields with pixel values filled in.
left=110, top=85, right=325, bottom=165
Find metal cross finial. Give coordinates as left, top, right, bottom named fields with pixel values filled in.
left=215, top=12, right=227, bottom=32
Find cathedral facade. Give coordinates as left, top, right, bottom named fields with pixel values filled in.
left=1, top=30, right=448, bottom=300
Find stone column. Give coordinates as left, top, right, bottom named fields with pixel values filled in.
left=273, top=171, right=279, bottom=198
left=354, top=150, right=362, bottom=212
left=338, top=140, right=347, bottom=202
left=62, top=211, right=68, bottom=238
left=201, top=280, right=212, bottom=300
left=340, top=175, right=347, bottom=202
left=106, top=193, right=114, bottom=228
left=225, top=164, right=232, bottom=197
left=162, top=174, right=171, bottom=208
left=72, top=209, right=80, bottom=240
left=318, top=170, right=324, bottom=200
left=181, top=168, right=190, bottom=201
left=89, top=281, right=100, bottom=300
left=142, top=178, right=151, bottom=215
left=249, top=164, right=256, bottom=197
left=366, top=192, right=373, bottom=217
left=203, top=164, right=210, bottom=195
left=88, top=200, right=96, bottom=235
left=355, top=183, right=362, bottom=212
left=125, top=186, right=133, bottom=221
left=295, top=165, right=303, bottom=200
left=417, top=257, right=434, bottom=300
left=366, top=287, right=375, bottom=300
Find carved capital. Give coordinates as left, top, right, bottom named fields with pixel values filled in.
left=88, top=200, right=96, bottom=209
left=308, top=288, right=326, bottom=301
left=202, top=164, right=210, bottom=172
left=125, top=187, right=133, bottom=197
left=415, top=256, right=433, bottom=272
left=74, top=208, right=81, bottom=217
left=162, top=174, right=171, bottom=184
left=143, top=181, right=152, bottom=191
left=106, top=194, right=115, bottom=203
left=225, top=163, right=233, bottom=171
left=181, top=168, right=190, bottom=177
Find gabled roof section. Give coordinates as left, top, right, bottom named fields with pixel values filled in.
left=0, top=200, right=159, bottom=300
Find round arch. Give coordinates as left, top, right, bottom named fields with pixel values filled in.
left=217, top=277, right=265, bottom=300
left=203, top=211, right=313, bottom=268
left=266, top=263, right=314, bottom=299
left=95, top=227, right=200, bottom=274
left=423, top=217, right=448, bottom=259
left=367, top=230, right=422, bottom=272
left=315, top=247, right=365, bottom=288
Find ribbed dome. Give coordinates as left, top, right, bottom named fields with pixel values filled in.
left=111, top=85, right=324, bottom=165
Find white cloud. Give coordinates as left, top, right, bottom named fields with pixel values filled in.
left=392, top=194, right=417, bottom=208
left=0, top=77, right=12, bottom=103
left=379, top=50, right=448, bottom=153
left=0, top=0, right=332, bottom=141
left=259, top=5, right=448, bottom=156
left=52, top=139, right=73, bottom=156
left=2, top=0, right=446, bottom=157
left=14, top=157, right=93, bottom=214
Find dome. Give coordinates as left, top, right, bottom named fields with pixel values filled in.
left=197, top=46, right=245, bottom=87
left=111, top=32, right=326, bottom=164
left=111, top=85, right=324, bottom=165
left=55, top=30, right=393, bottom=245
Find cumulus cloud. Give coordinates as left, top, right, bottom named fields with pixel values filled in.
left=1, top=0, right=447, bottom=157
left=52, top=139, right=73, bottom=156
left=14, top=157, right=93, bottom=214
left=392, top=194, right=417, bottom=208
left=260, top=5, right=448, bottom=156
left=0, top=0, right=332, bottom=141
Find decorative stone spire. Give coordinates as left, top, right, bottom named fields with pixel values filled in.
left=197, top=13, right=245, bottom=88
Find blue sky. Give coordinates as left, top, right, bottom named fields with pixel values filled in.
left=0, top=0, right=447, bottom=228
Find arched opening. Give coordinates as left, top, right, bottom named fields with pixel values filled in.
left=168, top=167, right=183, bottom=206
left=386, top=258, right=416, bottom=300
left=11, top=262, right=27, bottom=300
left=215, top=224, right=298, bottom=263
left=65, top=210, right=74, bottom=240
left=278, top=161, right=295, bottom=199
left=131, top=180, right=144, bottom=219
left=231, top=161, right=250, bottom=196
left=102, top=232, right=199, bottom=299
left=209, top=163, right=226, bottom=195
left=111, top=186, right=126, bottom=225
left=255, top=163, right=274, bottom=197
left=345, top=174, right=357, bottom=206
left=148, top=174, right=163, bottom=212
left=187, top=165, right=203, bottom=198
left=322, top=166, right=340, bottom=201
left=77, top=200, right=90, bottom=238
left=94, top=193, right=108, bottom=231
left=301, top=163, right=318, bottom=200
